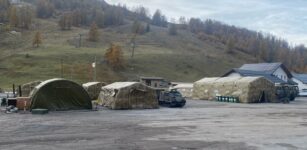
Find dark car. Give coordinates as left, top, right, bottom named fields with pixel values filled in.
left=159, top=89, right=186, bottom=108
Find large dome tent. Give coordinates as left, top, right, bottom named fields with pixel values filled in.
left=30, top=78, right=92, bottom=111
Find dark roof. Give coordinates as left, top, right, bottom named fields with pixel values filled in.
left=292, top=73, right=307, bottom=84
left=222, top=69, right=287, bottom=84
left=239, top=62, right=292, bottom=78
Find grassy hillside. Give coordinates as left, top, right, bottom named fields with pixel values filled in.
left=0, top=18, right=257, bottom=89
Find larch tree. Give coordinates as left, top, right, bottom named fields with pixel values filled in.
left=32, top=31, right=42, bottom=48
left=18, top=5, right=34, bottom=29
left=88, top=22, right=99, bottom=42
left=146, top=23, right=150, bottom=32
left=152, top=9, right=162, bottom=26
left=178, top=16, right=187, bottom=29
left=94, top=10, right=104, bottom=28
left=134, top=6, right=149, bottom=21
left=58, top=13, right=72, bottom=30
left=168, top=23, right=177, bottom=35
left=0, top=0, right=10, bottom=23
left=104, top=43, right=124, bottom=69
left=36, top=0, right=54, bottom=18
left=226, top=38, right=235, bottom=54
left=152, top=9, right=167, bottom=27
left=9, top=6, right=18, bottom=27
left=132, top=20, right=145, bottom=35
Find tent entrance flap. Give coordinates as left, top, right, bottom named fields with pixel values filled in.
left=258, top=91, right=266, bottom=103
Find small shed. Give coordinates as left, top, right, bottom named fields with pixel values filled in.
left=30, top=78, right=92, bottom=111
left=193, top=77, right=277, bottom=103
left=98, top=82, right=158, bottom=110
left=21, top=81, right=42, bottom=97
left=82, top=82, right=106, bottom=100
left=140, top=77, right=170, bottom=89
left=171, top=83, right=193, bottom=98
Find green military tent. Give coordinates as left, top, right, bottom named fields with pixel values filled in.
left=30, top=78, right=92, bottom=111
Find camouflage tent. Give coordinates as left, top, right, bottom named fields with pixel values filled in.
left=98, top=82, right=159, bottom=110
left=82, top=82, right=106, bottom=100
left=193, top=77, right=278, bottom=103
left=30, top=78, right=92, bottom=111
left=21, top=81, right=42, bottom=97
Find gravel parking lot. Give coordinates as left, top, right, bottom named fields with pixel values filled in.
left=1, top=98, right=307, bottom=150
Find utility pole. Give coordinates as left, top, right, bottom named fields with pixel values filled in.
left=12, top=84, right=15, bottom=97
left=70, top=66, right=73, bottom=80
left=131, top=41, right=136, bottom=58
left=130, top=27, right=138, bottom=58
left=94, top=56, right=97, bottom=81
left=61, top=59, right=63, bottom=78
left=79, top=34, right=82, bottom=48
left=74, top=36, right=78, bottom=48
left=8, top=33, right=17, bottom=56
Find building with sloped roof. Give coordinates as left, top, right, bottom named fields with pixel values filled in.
left=139, top=77, right=170, bottom=89
left=292, top=73, right=307, bottom=93
left=222, top=63, right=295, bottom=85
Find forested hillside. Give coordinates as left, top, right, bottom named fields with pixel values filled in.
left=0, top=0, right=306, bottom=88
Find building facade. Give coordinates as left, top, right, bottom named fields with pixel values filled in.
left=292, top=73, right=307, bottom=94
left=223, top=63, right=293, bottom=85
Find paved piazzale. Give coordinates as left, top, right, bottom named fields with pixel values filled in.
left=1, top=98, right=307, bottom=150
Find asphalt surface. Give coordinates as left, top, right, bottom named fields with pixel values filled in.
left=1, top=98, right=307, bottom=150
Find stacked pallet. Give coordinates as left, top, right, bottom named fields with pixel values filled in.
left=16, top=97, right=31, bottom=110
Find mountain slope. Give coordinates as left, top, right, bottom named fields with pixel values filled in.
left=0, top=17, right=258, bottom=88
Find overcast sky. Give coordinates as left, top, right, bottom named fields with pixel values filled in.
left=105, top=0, right=307, bottom=46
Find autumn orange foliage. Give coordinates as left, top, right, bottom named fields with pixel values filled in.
left=104, top=44, right=124, bottom=69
